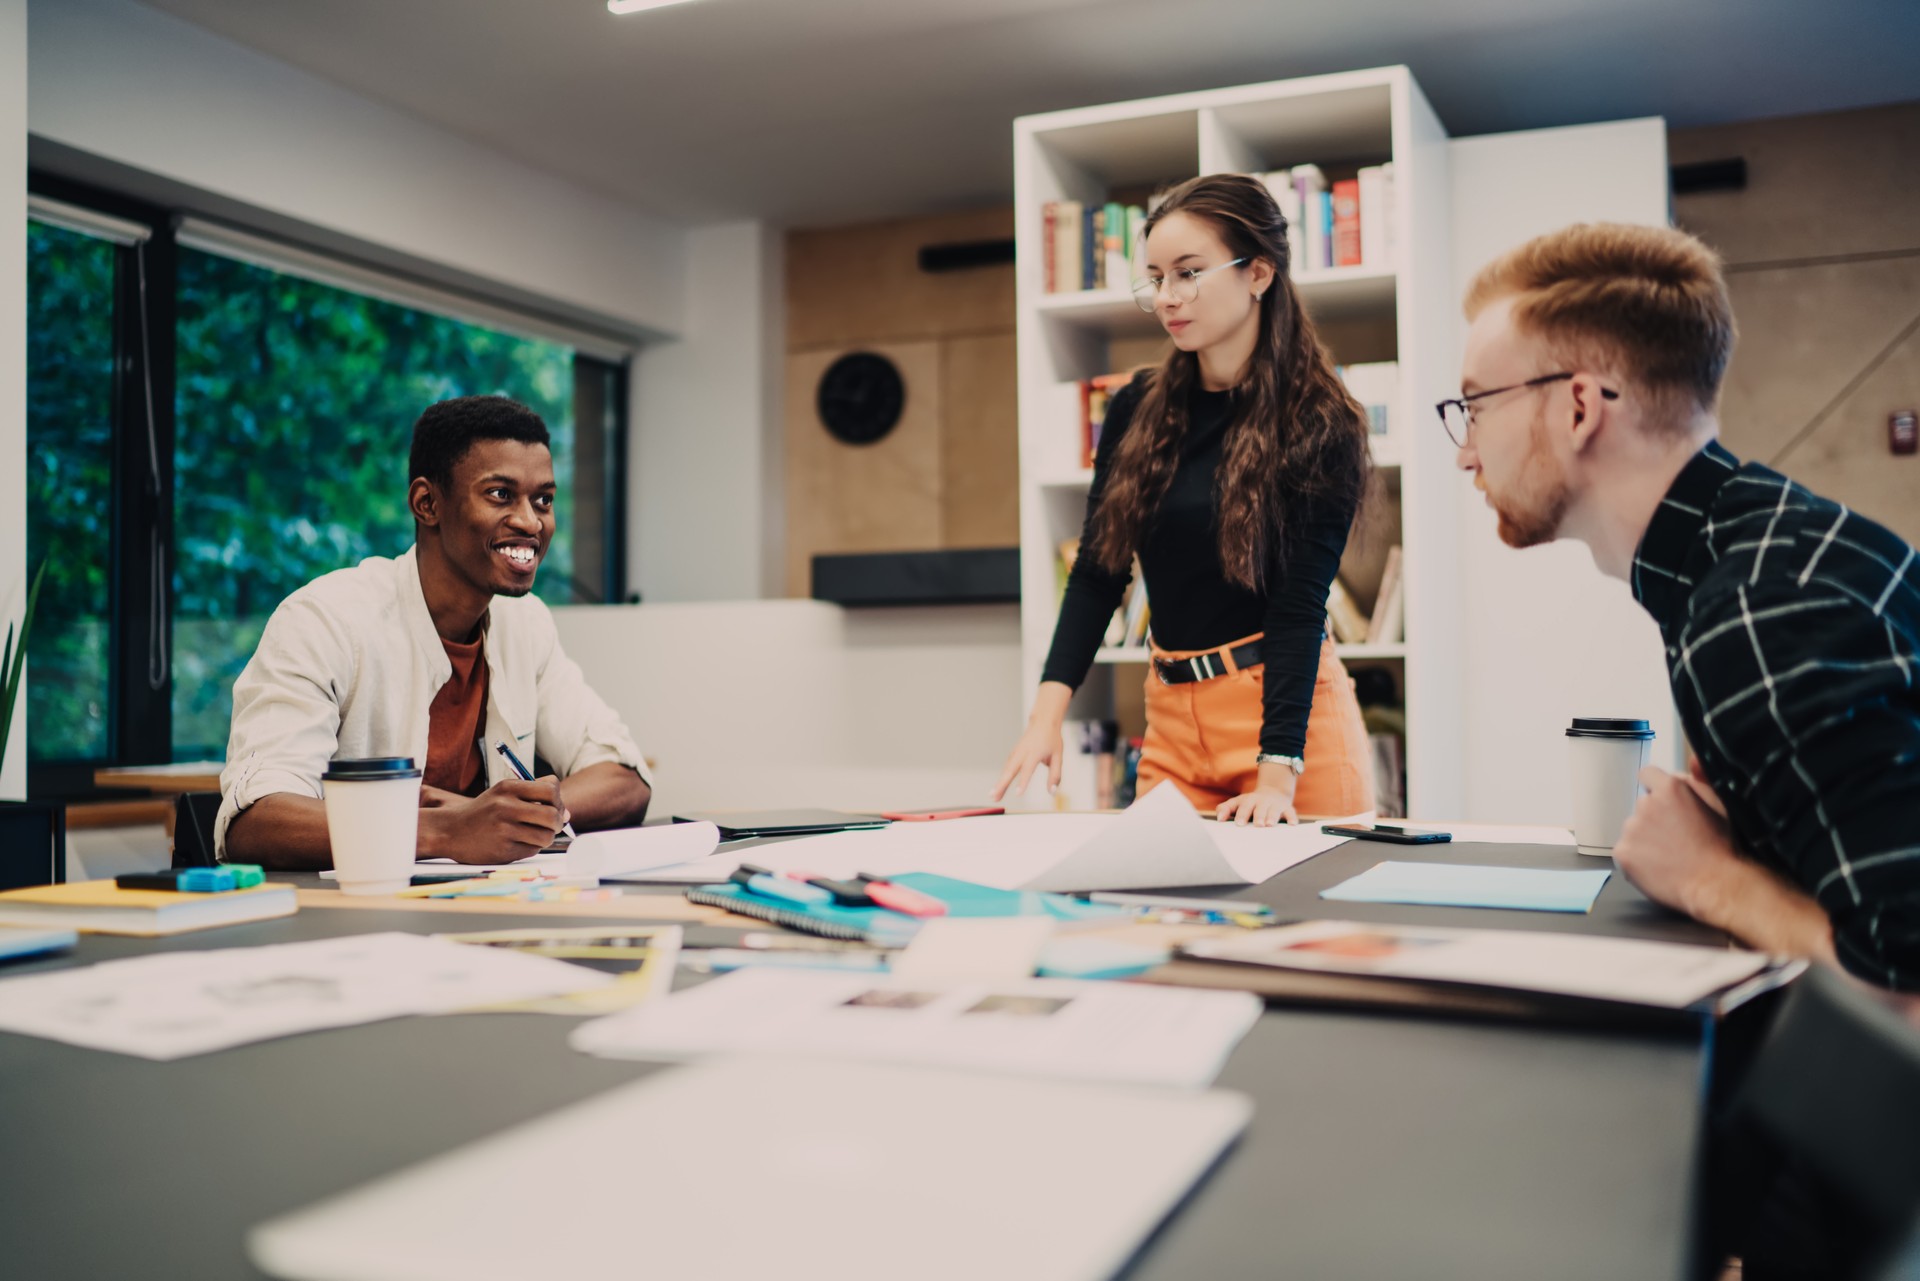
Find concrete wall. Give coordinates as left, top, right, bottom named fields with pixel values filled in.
left=1670, top=100, right=1920, bottom=544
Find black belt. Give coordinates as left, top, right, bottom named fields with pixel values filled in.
left=1154, top=640, right=1263, bottom=685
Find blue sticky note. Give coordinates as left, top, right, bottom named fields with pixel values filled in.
left=1320, top=861, right=1611, bottom=913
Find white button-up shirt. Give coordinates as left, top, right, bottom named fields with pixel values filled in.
left=215, top=545, right=649, bottom=857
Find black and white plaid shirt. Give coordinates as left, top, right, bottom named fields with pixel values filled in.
left=1633, top=441, right=1920, bottom=989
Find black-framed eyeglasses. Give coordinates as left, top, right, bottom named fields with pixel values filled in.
left=1435, top=372, right=1619, bottom=447
left=1129, top=258, right=1248, bottom=314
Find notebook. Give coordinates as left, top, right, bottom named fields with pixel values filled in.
left=686, top=872, right=1127, bottom=944
left=1149, top=919, right=1804, bottom=1028
left=671, top=808, right=889, bottom=839
left=0, top=881, right=297, bottom=937
left=0, top=925, right=77, bottom=962
left=248, top=1056, right=1253, bottom=1281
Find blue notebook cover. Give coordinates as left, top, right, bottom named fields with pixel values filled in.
left=687, top=873, right=1126, bottom=943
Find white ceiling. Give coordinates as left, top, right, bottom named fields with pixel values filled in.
left=136, top=0, right=1919, bottom=228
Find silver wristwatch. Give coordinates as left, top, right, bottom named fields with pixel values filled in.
left=1255, top=753, right=1306, bottom=776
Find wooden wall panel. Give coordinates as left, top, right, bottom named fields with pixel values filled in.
left=786, top=206, right=1020, bottom=596
left=788, top=208, right=1015, bottom=351
left=938, top=332, right=1019, bottom=546
left=784, top=342, right=944, bottom=597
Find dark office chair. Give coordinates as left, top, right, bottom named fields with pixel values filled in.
left=1715, top=965, right=1920, bottom=1280
left=171, top=792, right=223, bottom=868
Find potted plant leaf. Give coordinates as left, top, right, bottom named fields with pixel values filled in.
left=0, top=561, right=65, bottom=890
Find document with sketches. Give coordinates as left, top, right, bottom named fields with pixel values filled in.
left=571, top=966, right=1262, bottom=1088
left=436, top=926, right=681, bottom=1015
left=654, top=784, right=1358, bottom=893
left=0, top=932, right=611, bottom=1059
left=1181, top=921, right=1774, bottom=1009
left=318, top=822, right=724, bottom=883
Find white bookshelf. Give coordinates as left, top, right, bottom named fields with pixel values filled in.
left=1013, top=66, right=1464, bottom=816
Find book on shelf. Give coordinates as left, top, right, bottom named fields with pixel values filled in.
left=1080, top=371, right=1135, bottom=468
left=1325, top=578, right=1371, bottom=645
left=1366, top=546, right=1405, bottom=645
left=1056, top=538, right=1080, bottom=601
left=1338, top=361, right=1400, bottom=439
left=1369, top=731, right=1406, bottom=818
left=1331, top=179, right=1361, bottom=268
left=1253, top=163, right=1395, bottom=273
left=1042, top=200, right=1146, bottom=294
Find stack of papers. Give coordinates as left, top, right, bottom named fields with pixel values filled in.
left=571, top=966, right=1261, bottom=1088
left=621, top=783, right=1357, bottom=892
left=0, top=932, right=611, bottom=1059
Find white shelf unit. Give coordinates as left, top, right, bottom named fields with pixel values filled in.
left=1014, top=66, right=1464, bottom=816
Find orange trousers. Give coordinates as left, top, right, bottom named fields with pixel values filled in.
left=1137, top=632, right=1376, bottom=816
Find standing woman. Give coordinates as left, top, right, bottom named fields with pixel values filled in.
left=993, top=173, right=1376, bottom=825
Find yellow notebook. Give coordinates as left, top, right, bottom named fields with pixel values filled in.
left=0, top=881, right=298, bottom=936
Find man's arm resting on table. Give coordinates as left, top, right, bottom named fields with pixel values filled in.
left=1614, top=768, right=1837, bottom=964
left=224, top=774, right=610, bottom=870
left=222, top=794, right=335, bottom=871
left=557, top=761, right=651, bottom=831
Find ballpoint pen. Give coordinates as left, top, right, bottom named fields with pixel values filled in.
left=492, top=738, right=578, bottom=841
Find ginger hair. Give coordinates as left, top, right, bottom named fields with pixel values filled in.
left=1465, top=222, right=1735, bottom=428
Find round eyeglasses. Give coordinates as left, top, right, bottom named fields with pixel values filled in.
left=1129, top=258, right=1248, bottom=314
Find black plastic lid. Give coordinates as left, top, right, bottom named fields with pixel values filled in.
left=1565, top=718, right=1655, bottom=740
left=321, top=757, right=421, bottom=781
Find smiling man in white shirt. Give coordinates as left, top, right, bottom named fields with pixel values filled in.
left=217, top=395, right=652, bottom=869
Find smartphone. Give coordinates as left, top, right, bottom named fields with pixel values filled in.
left=1320, top=823, right=1453, bottom=845
left=878, top=806, right=1005, bottom=822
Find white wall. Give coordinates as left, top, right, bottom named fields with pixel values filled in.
left=551, top=600, right=1023, bottom=813
left=31, top=0, right=793, bottom=609
left=2, top=0, right=26, bottom=799
left=28, top=0, right=685, bottom=340
left=1449, top=118, right=1683, bottom=824
left=630, top=221, right=785, bottom=602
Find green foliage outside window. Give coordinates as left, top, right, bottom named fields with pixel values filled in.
left=171, top=249, right=578, bottom=759
left=26, top=220, right=582, bottom=765
left=25, top=220, right=116, bottom=763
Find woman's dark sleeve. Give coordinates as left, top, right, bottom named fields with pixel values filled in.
left=1039, top=380, right=1144, bottom=690
left=1256, top=492, right=1356, bottom=757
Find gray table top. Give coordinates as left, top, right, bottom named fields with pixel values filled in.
left=0, top=838, right=1721, bottom=1281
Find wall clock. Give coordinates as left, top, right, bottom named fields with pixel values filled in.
left=816, top=351, right=904, bottom=446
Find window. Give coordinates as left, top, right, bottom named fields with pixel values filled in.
left=24, top=176, right=631, bottom=793
left=25, top=220, right=118, bottom=763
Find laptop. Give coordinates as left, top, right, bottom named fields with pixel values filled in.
left=672, top=808, right=890, bottom=840
left=249, top=1056, right=1251, bottom=1281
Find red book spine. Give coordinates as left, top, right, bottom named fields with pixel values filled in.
left=1332, top=180, right=1362, bottom=268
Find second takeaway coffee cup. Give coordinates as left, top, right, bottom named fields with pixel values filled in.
left=320, top=757, right=423, bottom=895
left=1565, top=718, right=1656, bottom=855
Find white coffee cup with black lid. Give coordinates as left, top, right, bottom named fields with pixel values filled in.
left=320, top=757, right=422, bottom=895
left=1566, top=718, right=1655, bottom=855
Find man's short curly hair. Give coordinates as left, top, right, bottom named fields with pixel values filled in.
left=407, top=395, right=551, bottom=490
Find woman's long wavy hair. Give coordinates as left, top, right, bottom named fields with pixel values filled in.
left=1089, top=174, right=1371, bottom=591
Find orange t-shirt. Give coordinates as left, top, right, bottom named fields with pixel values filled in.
left=424, top=633, right=490, bottom=797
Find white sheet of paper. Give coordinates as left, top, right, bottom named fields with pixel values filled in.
left=890, top=917, right=1056, bottom=983
left=321, top=851, right=567, bottom=882
left=567, top=822, right=720, bottom=877
left=727, top=784, right=1357, bottom=893
left=0, top=932, right=611, bottom=1060
left=572, top=967, right=1262, bottom=1088
left=1413, top=822, right=1578, bottom=846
